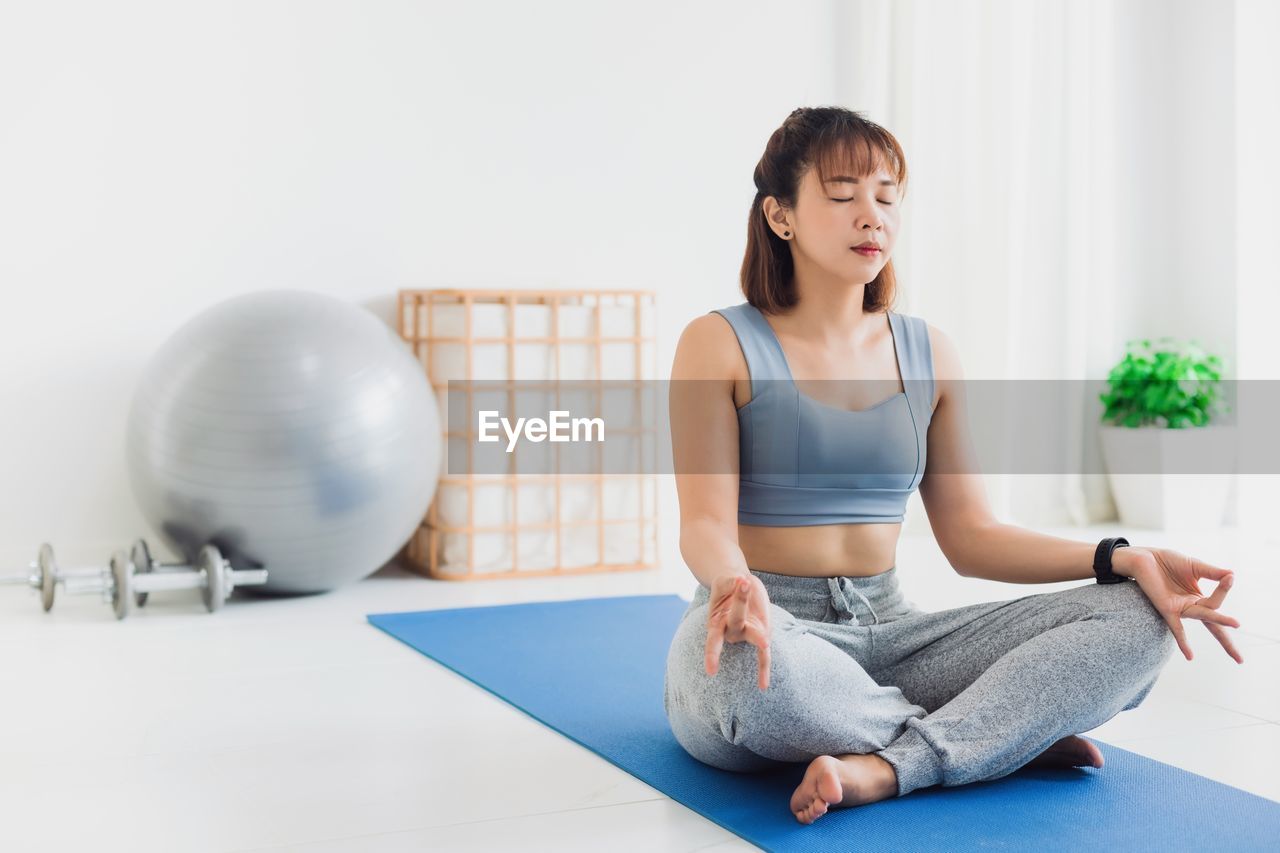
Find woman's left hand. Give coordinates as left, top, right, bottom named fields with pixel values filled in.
left=1113, top=546, right=1243, bottom=664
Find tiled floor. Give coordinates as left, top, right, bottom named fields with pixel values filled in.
left=1, top=524, right=1276, bottom=852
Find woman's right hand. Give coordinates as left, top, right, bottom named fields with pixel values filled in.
left=705, top=573, right=772, bottom=690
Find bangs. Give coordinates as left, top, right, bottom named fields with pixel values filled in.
left=810, top=128, right=907, bottom=193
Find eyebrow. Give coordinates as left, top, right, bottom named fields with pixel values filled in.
left=823, top=176, right=898, bottom=186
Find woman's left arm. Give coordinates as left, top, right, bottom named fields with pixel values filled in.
left=916, top=323, right=1242, bottom=664
left=953, top=524, right=1243, bottom=665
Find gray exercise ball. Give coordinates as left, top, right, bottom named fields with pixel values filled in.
left=125, top=289, right=440, bottom=595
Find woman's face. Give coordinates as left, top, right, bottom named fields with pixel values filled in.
left=767, top=161, right=902, bottom=283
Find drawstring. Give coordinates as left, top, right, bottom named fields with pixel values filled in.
left=826, top=576, right=880, bottom=626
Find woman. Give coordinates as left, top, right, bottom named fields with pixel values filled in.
left=663, top=106, right=1243, bottom=826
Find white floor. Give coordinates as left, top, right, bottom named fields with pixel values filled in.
left=2, top=524, right=1277, bottom=852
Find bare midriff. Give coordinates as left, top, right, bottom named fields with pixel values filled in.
left=737, top=522, right=901, bottom=578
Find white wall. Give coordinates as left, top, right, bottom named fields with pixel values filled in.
left=0, top=0, right=1252, bottom=580
left=0, top=0, right=838, bottom=572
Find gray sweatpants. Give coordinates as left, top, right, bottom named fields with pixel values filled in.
left=663, top=566, right=1175, bottom=797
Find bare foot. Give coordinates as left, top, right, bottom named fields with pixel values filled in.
left=1024, top=734, right=1104, bottom=771
left=789, top=753, right=898, bottom=825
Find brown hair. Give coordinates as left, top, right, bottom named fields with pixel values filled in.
left=739, top=106, right=909, bottom=315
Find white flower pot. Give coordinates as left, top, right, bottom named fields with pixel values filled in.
left=1097, top=424, right=1237, bottom=530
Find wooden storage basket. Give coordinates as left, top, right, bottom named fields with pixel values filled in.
left=397, top=289, right=658, bottom=580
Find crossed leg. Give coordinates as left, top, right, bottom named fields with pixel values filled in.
left=796, top=579, right=1174, bottom=802
left=665, top=578, right=1174, bottom=821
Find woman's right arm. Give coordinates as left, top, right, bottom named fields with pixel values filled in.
left=670, top=313, right=773, bottom=690
left=669, top=313, right=753, bottom=589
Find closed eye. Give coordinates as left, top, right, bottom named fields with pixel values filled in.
left=832, top=198, right=894, bottom=205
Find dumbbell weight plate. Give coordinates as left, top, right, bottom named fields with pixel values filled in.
left=38, top=543, right=56, bottom=612
left=130, top=539, right=153, bottom=607
left=110, top=550, right=133, bottom=621
left=197, top=545, right=226, bottom=613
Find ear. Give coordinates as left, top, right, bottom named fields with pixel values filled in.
left=761, top=197, right=790, bottom=235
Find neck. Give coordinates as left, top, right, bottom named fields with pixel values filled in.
left=778, top=264, right=881, bottom=346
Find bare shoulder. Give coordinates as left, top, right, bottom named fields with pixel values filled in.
left=671, top=311, right=748, bottom=383
left=923, top=321, right=965, bottom=412
left=923, top=321, right=964, bottom=380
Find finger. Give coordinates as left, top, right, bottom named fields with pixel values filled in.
left=722, top=580, right=753, bottom=641
left=758, top=639, right=772, bottom=690
left=1200, top=572, right=1234, bottom=609
left=1195, top=560, right=1234, bottom=583
left=738, top=578, right=761, bottom=618
left=737, top=622, right=771, bottom=690
left=739, top=620, right=770, bottom=653
left=747, top=587, right=772, bottom=690
left=1183, top=602, right=1241, bottom=629
left=731, top=579, right=749, bottom=622
left=732, top=589, right=747, bottom=635
left=1203, top=620, right=1245, bottom=665
left=705, top=621, right=725, bottom=676
left=723, top=602, right=742, bottom=642
left=1164, top=613, right=1192, bottom=661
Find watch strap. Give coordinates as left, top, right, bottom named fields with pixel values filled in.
left=1093, top=536, right=1131, bottom=584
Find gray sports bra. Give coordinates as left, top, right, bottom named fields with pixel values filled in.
left=711, top=302, right=936, bottom=526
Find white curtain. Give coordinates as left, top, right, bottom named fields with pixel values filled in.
left=833, top=0, right=1239, bottom=532
left=1234, top=0, right=1280, bottom=541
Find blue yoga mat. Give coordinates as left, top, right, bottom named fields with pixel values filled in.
left=368, top=594, right=1280, bottom=852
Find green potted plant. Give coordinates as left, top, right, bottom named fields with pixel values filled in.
left=1097, top=337, right=1236, bottom=529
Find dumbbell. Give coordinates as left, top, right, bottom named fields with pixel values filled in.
left=123, top=540, right=268, bottom=614
left=3, top=542, right=269, bottom=620
left=130, top=538, right=207, bottom=607
left=0, top=543, right=73, bottom=612
left=1, top=544, right=133, bottom=615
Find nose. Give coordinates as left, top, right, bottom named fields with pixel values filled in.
left=854, top=202, right=885, bottom=230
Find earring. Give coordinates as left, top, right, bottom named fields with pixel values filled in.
left=783, top=231, right=790, bottom=237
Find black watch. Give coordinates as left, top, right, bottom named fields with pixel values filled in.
left=1093, top=536, right=1131, bottom=584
